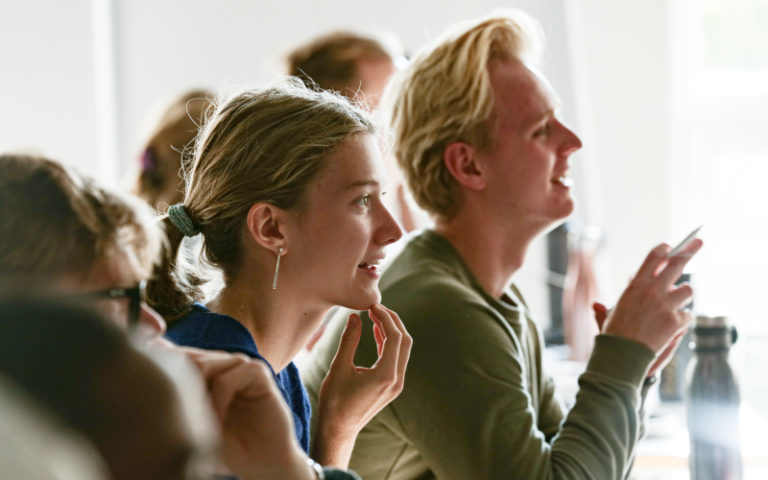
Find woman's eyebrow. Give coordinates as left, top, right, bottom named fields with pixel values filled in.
left=344, top=179, right=380, bottom=190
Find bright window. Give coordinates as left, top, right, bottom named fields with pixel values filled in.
left=675, top=0, right=768, bottom=420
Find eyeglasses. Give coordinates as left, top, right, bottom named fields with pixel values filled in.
left=75, top=280, right=147, bottom=328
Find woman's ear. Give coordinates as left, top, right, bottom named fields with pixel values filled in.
left=443, top=141, right=487, bottom=191
left=246, top=203, right=287, bottom=254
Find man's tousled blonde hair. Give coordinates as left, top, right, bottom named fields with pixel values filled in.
left=385, top=9, right=544, bottom=219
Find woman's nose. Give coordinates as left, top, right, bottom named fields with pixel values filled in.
left=377, top=203, right=404, bottom=246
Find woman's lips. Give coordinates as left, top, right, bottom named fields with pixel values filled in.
left=357, top=260, right=382, bottom=279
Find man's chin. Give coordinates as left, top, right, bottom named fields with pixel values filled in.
left=553, top=198, right=577, bottom=221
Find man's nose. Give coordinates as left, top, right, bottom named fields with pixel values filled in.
left=560, top=121, right=583, bottom=156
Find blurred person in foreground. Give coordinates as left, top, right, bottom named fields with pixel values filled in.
left=0, top=297, right=214, bottom=480
left=287, top=30, right=421, bottom=232
left=133, top=90, right=212, bottom=210
left=0, top=371, right=107, bottom=480
left=0, top=153, right=360, bottom=480
left=301, top=10, right=701, bottom=480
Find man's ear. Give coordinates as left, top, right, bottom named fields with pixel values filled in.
left=245, top=203, right=287, bottom=255
left=443, top=141, right=487, bottom=191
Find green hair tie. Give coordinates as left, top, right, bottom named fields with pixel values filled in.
left=168, top=204, right=199, bottom=237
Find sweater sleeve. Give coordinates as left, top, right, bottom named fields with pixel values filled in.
left=622, top=378, right=654, bottom=479
left=381, top=279, right=655, bottom=480
left=538, top=371, right=565, bottom=442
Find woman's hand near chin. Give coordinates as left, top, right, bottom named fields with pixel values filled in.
left=313, top=304, right=413, bottom=469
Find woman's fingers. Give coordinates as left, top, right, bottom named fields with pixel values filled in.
left=373, top=323, right=384, bottom=356
left=368, top=304, right=402, bottom=374
left=379, top=304, right=412, bottom=385
left=332, top=313, right=363, bottom=368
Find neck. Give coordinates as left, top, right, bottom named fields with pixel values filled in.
left=207, top=266, right=327, bottom=372
left=433, top=205, right=546, bottom=299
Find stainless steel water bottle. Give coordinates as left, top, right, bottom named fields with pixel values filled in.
left=686, top=315, right=743, bottom=480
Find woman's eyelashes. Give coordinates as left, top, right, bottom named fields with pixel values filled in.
left=355, top=194, right=372, bottom=208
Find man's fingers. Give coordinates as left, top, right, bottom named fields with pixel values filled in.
left=332, top=313, right=363, bottom=368
left=671, top=328, right=687, bottom=345
left=667, top=283, right=694, bottom=310
left=593, top=301, right=608, bottom=331
left=658, top=239, right=703, bottom=286
left=675, top=308, right=693, bottom=330
left=636, top=244, right=672, bottom=279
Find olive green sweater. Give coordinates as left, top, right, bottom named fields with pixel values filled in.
left=300, top=230, right=655, bottom=480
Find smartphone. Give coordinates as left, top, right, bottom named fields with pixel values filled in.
left=668, top=225, right=703, bottom=258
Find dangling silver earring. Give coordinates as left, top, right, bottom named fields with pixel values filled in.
left=272, top=247, right=284, bottom=290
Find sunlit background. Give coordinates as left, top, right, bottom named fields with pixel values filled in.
left=2, top=0, right=767, bottom=476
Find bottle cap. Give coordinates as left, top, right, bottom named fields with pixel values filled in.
left=695, top=315, right=729, bottom=328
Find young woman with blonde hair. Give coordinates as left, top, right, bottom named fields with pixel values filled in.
left=148, top=79, right=412, bottom=471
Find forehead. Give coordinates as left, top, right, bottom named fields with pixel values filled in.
left=311, top=133, right=387, bottom=192
left=58, top=252, right=140, bottom=293
left=487, top=59, right=560, bottom=131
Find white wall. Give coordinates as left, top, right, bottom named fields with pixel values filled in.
left=0, top=0, right=98, bottom=174
left=1, top=0, right=676, bottom=314
left=580, top=0, right=671, bottom=296
left=112, top=0, right=548, bottom=178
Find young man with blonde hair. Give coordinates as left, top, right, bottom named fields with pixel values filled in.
left=301, top=9, right=700, bottom=480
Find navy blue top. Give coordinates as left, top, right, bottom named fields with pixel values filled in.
left=165, top=303, right=312, bottom=454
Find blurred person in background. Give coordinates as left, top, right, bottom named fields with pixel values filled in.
left=287, top=30, right=421, bottom=232
left=133, top=90, right=212, bottom=211
left=147, top=79, right=411, bottom=472
left=287, top=30, right=404, bottom=109
left=301, top=10, right=700, bottom=480
left=0, top=153, right=361, bottom=480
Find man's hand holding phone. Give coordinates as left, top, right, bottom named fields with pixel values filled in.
left=594, top=233, right=703, bottom=375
